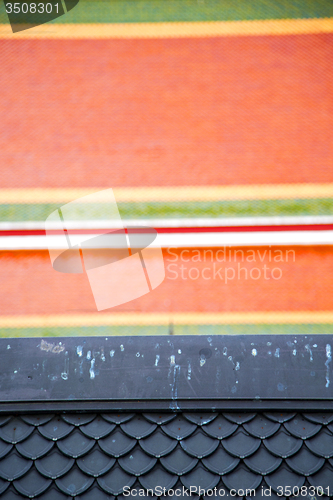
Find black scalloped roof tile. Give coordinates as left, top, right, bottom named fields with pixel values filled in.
left=222, top=429, right=260, bottom=458
left=139, top=464, right=178, bottom=491
left=305, top=428, right=333, bottom=458
left=38, top=417, right=74, bottom=441
left=0, top=417, right=11, bottom=427
left=327, top=422, right=333, bottom=433
left=37, top=485, right=71, bottom=499
left=162, top=480, right=196, bottom=500
left=180, top=429, right=219, bottom=459
left=308, top=463, right=333, bottom=495
left=222, top=413, right=255, bottom=425
left=38, top=485, right=70, bottom=500
left=0, top=418, right=34, bottom=444
left=35, top=448, right=74, bottom=480
left=61, top=414, right=96, bottom=426
left=140, top=428, right=177, bottom=458
left=0, top=488, right=21, bottom=500
left=101, top=414, right=134, bottom=425
left=79, top=483, right=115, bottom=500
left=222, top=464, right=262, bottom=491
left=142, top=414, right=176, bottom=425
left=162, top=417, right=197, bottom=441
left=0, top=449, right=32, bottom=481
left=57, top=429, right=95, bottom=459
left=264, top=429, right=302, bottom=458
left=99, top=429, right=136, bottom=458
left=123, top=486, right=158, bottom=500
left=202, top=416, right=237, bottom=440
left=121, top=416, right=157, bottom=440
left=284, top=415, right=321, bottom=439
left=265, top=464, right=305, bottom=493
left=160, top=446, right=198, bottom=475
left=243, top=415, right=280, bottom=439
left=202, top=445, right=239, bottom=475
left=286, top=445, right=325, bottom=475
left=247, top=489, right=285, bottom=500
left=0, top=410, right=332, bottom=499
left=183, top=414, right=217, bottom=426
left=203, top=485, right=242, bottom=500
left=263, top=412, right=296, bottom=423
left=13, top=468, right=52, bottom=498
left=21, top=415, right=53, bottom=427
left=55, top=466, right=94, bottom=496
left=16, top=431, right=53, bottom=460
left=80, top=417, right=115, bottom=440
left=302, top=413, right=333, bottom=425
left=0, top=441, right=12, bottom=460
left=181, top=463, right=220, bottom=491
left=244, top=444, right=282, bottom=475
left=77, top=446, right=116, bottom=477
left=118, top=446, right=156, bottom=476
left=97, top=464, right=136, bottom=495
left=118, top=485, right=158, bottom=500
left=0, top=487, right=22, bottom=500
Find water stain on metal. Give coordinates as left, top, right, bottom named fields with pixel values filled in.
left=325, top=344, right=331, bottom=388
left=187, top=361, right=191, bottom=380
left=89, top=359, right=96, bottom=380
left=170, top=364, right=180, bottom=410
left=305, top=344, right=313, bottom=362
left=40, top=339, right=65, bottom=354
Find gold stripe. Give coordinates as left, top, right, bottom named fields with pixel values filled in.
left=1, top=184, right=333, bottom=203
left=0, top=17, right=333, bottom=39
left=1, top=311, right=333, bottom=328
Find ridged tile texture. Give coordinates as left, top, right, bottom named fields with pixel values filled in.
left=0, top=412, right=331, bottom=498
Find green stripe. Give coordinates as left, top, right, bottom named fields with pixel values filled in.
left=1, top=0, right=333, bottom=25
left=0, top=325, right=168, bottom=337
left=174, top=323, right=333, bottom=335
left=50, top=0, right=333, bottom=24
left=0, top=323, right=332, bottom=337
left=1, top=198, right=333, bottom=222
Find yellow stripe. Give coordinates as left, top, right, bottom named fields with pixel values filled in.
left=1, top=184, right=333, bottom=203
left=0, top=17, right=333, bottom=39
left=1, top=311, right=333, bottom=328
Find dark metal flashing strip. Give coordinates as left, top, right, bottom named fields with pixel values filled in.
left=0, top=399, right=332, bottom=414
left=0, top=335, right=332, bottom=412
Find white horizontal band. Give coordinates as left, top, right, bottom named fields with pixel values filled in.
left=1, top=215, right=333, bottom=231
left=1, top=230, right=333, bottom=250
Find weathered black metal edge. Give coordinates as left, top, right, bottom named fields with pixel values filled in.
left=0, top=334, right=332, bottom=412
left=0, top=399, right=332, bottom=413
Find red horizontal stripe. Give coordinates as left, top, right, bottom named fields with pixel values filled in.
left=2, top=224, right=333, bottom=237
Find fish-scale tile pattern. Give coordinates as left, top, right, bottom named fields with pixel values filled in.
left=283, top=415, right=321, bottom=439
left=80, top=417, right=115, bottom=440
left=0, top=412, right=331, bottom=498
left=180, top=429, right=219, bottom=458
left=202, top=415, right=237, bottom=439
left=160, top=445, right=198, bottom=475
